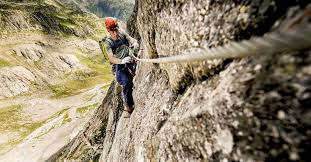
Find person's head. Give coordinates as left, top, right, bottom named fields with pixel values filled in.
left=105, top=17, right=118, bottom=38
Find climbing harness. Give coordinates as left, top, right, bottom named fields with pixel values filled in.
left=131, top=25, right=311, bottom=64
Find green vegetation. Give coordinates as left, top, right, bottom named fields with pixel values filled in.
left=0, top=104, right=45, bottom=154
left=79, top=54, right=111, bottom=75
left=0, top=139, right=22, bottom=155
left=101, top=83, right=111, bottom=91
left=76, top=104, right=98, bottom=114
left=84, top=93, right=97, bottom=102
left=62, top=112, right=72, bottom=125
left=0, top=105, right=23, bottom=132
left=49, top=73, right=111, bottom=98
left=0, top=59, right=10, bottom=68
left=0, top=0, right=103, bottom=37
left=0, top=104, right=42, bottom=133
left=34, top=108, right=70, bottom=139
left=47, top=108, right=70, bottom=121
left=49, top=54, right=113, bottom=98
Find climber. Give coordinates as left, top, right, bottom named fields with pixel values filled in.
left=101, top=17, right=139, bottom=114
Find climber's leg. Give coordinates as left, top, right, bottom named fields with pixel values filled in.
left=115, top=65, right=134, bottom=112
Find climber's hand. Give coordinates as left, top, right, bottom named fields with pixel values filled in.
left=120, top=56, right=132, bottom=64
left=131, top=42, right=139, bottom=49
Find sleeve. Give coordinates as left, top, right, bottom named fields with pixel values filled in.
left=104, top=40, right=113, bottom=56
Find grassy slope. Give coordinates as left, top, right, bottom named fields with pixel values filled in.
left=0, top=0, right=111, bottom=97
left=49, top=56, right=113, bottom=98
left=0, top=105, right=45, bottom=154
left=0, top=0, right=112, bottom=154
left=0, top=0, right=104, bottom=38
left=0, top=59, right=10, bottom=68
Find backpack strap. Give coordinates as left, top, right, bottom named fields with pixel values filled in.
left=105, top=37, right=114, bottom=47
left=99, top=36, right=110, bottom=61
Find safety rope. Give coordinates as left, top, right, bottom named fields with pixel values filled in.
left=131, top=25, right=311, bottom=63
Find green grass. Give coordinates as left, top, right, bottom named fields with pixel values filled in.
left=0, top=104, right=45, bottom=134
left=0, top=139, right=21, bottom=155
left=49, top=74, right=111, bottom=98
left=49, top=55, right=113, bottom=98
left=0, top=104, right=69, bottom=136
left=101, top=83, right=111, bottom=91
left=0, top=59, right=10, bottom=68
left=84, top=93, right=97, bottom=102
left=0, top=105, right=24, bottom=132
left=35, top=108, right=70, bottom=139
left=76, top=104, right=98, bottom=114
left=0, top=104, right=45, bottom=154
left=0, top=106, right=75, bottom=154
left=47, top=108, right=70, bottom=121
left=78, top=54, right=111, bottom=74
left=62, top=112, right=72, bottom=125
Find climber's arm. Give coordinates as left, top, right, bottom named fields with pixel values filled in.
left=106, top=47, right=132, bottom=64
left=106, top=48, right=122, bottom=64
left=122, top=30, right=139, bottom=48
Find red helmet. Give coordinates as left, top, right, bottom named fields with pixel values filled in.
left=105, top=17, right=118, bottom=31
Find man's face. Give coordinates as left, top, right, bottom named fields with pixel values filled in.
left=109, top=30, right=118, bottom=38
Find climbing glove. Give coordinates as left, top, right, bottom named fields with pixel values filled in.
left=131, top=42, right=139, bottom=49
left=120, top=56, right=132, bottom=64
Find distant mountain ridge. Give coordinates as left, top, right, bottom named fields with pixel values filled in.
left=0, top=0, right=102, bottom=37
left=73, top=0, right=135, bottom=20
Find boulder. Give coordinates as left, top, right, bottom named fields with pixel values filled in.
left=0, top=66, right=36, bottom=98
left=13, top=44, right=45, bottom=61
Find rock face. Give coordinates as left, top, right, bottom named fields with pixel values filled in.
left=53, top=0, right=311, bottom=162
left=0, top=66, right=36, bottom=99
left=0, top=40, right=88, bottom=98
left=46, top=82, right=119, bottom=162
left=13, top=44, right=45, bottom=62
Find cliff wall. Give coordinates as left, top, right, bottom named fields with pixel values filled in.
left=53, top=0, right=311, bottom=161
left=102, top=0, right=311, bottom=161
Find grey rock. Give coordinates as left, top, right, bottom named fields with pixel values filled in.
left=0, top=66, right=36, bottom=98
left=13, top=44, right=45, bottom=62
left=52, top=1, right=311, bottom=162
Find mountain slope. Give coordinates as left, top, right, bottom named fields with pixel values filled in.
left=73, top=0, right=135, bottom=20
left=0, top=0, right=101, bottom=36
left=0, top=0, right=113, bottom=160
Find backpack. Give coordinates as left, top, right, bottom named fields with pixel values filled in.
left=98, top=36, right=109, bottom=61
left=99, top=33, right=130, bottom=59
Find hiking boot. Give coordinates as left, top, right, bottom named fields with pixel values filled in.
left=124, top=105, right=134, bottom=114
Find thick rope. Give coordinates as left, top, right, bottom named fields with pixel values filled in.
left=131, top=25, right=311, bottom=63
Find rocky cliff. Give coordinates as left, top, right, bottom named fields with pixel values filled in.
left=52, top=0, right=310, bottom=162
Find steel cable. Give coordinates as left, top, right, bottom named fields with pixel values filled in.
left=131, top=25, right=311, bottom=64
